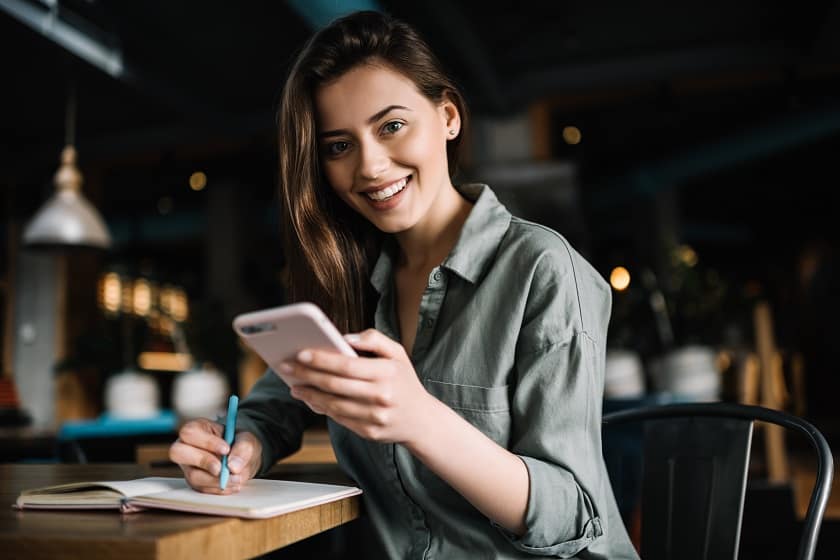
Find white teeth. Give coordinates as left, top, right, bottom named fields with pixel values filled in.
left=365, top=177, right=408, bottom=201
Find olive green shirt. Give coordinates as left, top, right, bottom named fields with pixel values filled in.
left=236, top=184, right=638, bottom=559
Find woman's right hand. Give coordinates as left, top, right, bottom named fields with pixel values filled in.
left=169, top=418, right=262, bottom=494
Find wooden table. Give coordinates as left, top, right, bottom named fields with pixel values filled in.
left=0, top=463, right=360, bottom=560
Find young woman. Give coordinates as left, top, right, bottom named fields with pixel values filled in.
left=170, top=11, right=638, bottom=559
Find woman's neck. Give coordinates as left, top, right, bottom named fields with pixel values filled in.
left=395, top=183, right=473, bottom=273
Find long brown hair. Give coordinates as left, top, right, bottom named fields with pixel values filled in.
left=277, top=10, right=470, bottom=332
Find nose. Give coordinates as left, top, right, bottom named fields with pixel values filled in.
left=357, top=140, right=389, bottom=181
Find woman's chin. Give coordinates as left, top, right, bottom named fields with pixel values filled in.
left=371, top=217, right=415, bottom=234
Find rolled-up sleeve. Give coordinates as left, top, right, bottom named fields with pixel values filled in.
left=496, top=248, right=612, bottom=557
left=233, top=369, right=317, bottom=475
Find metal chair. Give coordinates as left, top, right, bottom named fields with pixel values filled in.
left=602, top=402, right=833, bottom=560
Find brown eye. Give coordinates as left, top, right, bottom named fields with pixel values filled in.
left=327, top=141, right=350, bottom=156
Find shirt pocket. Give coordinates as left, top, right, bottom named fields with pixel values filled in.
left=422, top=379, right=511, bottom=447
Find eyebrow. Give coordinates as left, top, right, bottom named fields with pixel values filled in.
left=318, top=105, right=411, bottom=139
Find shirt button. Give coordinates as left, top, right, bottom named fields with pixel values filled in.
left=433, top=270, right=442, bottom=282
left=425, top=318, right=434, bottom=328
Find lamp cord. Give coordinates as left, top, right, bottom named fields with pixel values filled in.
left=65, top=80, right=76, bottom=147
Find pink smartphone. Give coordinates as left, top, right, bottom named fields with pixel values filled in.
left=232, top=302, right=357, bottom=386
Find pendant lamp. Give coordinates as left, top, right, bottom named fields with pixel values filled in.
left=23, top=82, right=111, bottom=250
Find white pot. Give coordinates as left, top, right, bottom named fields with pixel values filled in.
left=172, top=367, right=229, bottom=420
left=105, top=370, right=160, bottom=419
left=649, top=345, right=721, bottom=401
left=604, top=349, right=646, bottom=398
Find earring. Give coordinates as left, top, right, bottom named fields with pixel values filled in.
left=449, top=130, right=456, bottom=136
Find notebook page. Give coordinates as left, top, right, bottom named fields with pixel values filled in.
left=130, top=478, right=362, bottom=519
left=16, top=478, right=187, bottom=509
left=100, top=477, right=189, bottom=497
left=19, top=477, right=184, bottom=498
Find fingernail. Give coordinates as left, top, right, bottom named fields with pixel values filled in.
left=218, top=444, right=230, bottom=455
left=229, top=474, right=242, bottom=485
left=297, top=350, right=312, bottom=363
left=344, top=334, right=361, bottom=343
left=228, top=456, right=244, bottom=472
left=277, top=362, right=292, bottom=374
left=212, top=462, right=221, bottom=476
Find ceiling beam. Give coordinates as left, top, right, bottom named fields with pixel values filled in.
left=0, top=0, right=123, bottom=77
left=507, top=43, right=799, bottom=107
left=592, top=100, right=840, bottom=209
left=0, top=0, right=233, bottom=130
left=285, top=0, right=382, bottom=30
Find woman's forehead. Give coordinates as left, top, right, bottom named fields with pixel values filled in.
left=315, top=65, right=430, bottom=127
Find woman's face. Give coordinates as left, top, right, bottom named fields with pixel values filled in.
left=315, top=64, right=459, bottom=233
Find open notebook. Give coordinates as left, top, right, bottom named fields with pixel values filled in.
left=15, top=477, right=362, bottom=519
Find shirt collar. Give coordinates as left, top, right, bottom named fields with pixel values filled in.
left=370, top=236, right=397, bottom=294
left=442, top=183, right=511, bottom=284
left=369, top=183, right=512, bottom=292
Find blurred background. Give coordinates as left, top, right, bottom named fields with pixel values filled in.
left=1, top=0, right=839, bottom=554
left=0, top=0, right=840, bottom=557
left=3, top=0, right=840, bottom=432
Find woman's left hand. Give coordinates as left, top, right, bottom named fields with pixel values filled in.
left=280, top=329, right=434, bottom=445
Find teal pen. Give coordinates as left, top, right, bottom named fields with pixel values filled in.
left=219, top=394, right=239, bottom=490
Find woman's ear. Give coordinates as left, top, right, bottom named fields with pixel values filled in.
left=439, top=97, right=461, bottom=139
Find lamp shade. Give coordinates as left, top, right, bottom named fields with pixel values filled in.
left=23, top=146, right=111, bottom=250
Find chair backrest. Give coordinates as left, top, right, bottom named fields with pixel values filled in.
left=602, top=402, right=833, bottom=560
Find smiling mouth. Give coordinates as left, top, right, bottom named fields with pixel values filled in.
left=364, top=175, right=411, bottom=201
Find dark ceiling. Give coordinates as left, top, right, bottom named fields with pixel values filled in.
left=4, top=0, right=840, bottom=159
left=3, top=1, right=840, bottom=265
